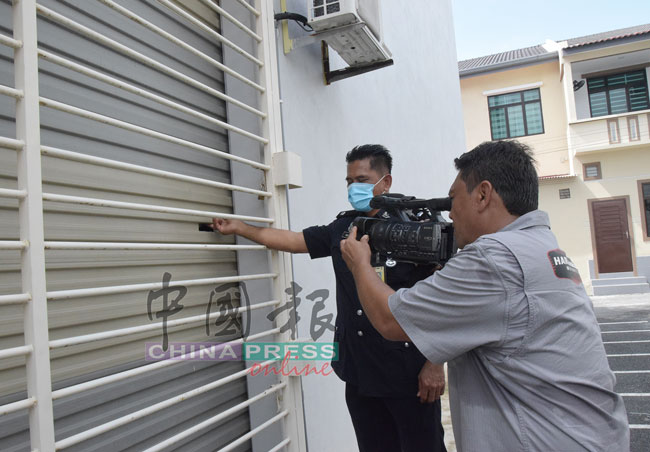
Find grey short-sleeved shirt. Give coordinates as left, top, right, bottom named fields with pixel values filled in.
left=389, top=210, right=629, bottom=452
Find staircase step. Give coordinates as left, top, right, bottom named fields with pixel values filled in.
left=598, top=272, right=635, bottom=278
left=593, top=283, right=650, bottom=296
left=592, top=277, right=648, bottom=286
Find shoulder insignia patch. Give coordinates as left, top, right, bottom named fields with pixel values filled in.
left=547, top=249, right=582, bottom=284
left=336, top=210, right=358, bottom=219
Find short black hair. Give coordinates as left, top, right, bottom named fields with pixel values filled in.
left=454, top=140, right=538, bottom=216
left=346, top=144, right=392, bottom=175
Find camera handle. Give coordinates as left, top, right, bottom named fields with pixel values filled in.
left=370, top=194, right=452, bottom=213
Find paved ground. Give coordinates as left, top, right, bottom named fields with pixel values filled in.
left=440, top=292, right=650, bottom=452
left=440, top=387, right=455, bottom=452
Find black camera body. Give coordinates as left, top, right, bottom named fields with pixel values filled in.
left=351, top=194, right=456, bottom=267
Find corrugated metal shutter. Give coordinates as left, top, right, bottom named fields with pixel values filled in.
left=0, top=0, right=300, bottom=451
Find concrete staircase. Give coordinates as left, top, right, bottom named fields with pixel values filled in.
left=592, top=274, right=650, bottom=296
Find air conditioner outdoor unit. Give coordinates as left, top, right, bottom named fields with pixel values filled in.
left=307, top=0, right=391, bottom=67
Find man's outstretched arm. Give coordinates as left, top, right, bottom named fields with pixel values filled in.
left=213, top=218, right=308, bottom=254
left=340, top=227, right=409, bottom=341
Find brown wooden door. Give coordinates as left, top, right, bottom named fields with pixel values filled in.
left=592, top=198, right=633, bottom=273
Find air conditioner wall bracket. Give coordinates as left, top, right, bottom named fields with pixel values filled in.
left=320, top=40, right=393, bottom=85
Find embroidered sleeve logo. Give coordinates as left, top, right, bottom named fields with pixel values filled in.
left=547, top=249, right=583, bottom=284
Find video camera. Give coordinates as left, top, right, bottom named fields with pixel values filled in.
left=351, top=194, right=456, bottom=268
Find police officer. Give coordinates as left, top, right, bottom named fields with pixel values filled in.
left=213, top=144, right=447, bottom=452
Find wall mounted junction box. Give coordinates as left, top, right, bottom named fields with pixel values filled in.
left=272, top=151, right=303, bottom=189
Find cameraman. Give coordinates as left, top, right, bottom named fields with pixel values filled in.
left=213, top=145, right=447, bottom=452
left=341, top=140, right=630, bottom=451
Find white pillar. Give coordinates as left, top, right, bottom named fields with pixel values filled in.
left=256, top=1, right=308, bottom=451
left=13, top=0, right=56, bottom=449
left=559, top=49, right=577, bottom=175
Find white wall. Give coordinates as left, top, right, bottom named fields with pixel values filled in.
left=275, top=1, right=465, bottom=451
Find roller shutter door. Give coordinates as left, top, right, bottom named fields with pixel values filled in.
left=0, top=1, right=299, bottom=451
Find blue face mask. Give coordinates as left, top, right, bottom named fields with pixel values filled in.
left=347, top=175, right=387, bottom=212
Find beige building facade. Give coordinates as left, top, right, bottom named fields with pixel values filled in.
left=459, top=25, right=650, bottom=295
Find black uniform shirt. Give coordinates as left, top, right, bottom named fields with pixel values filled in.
left=302, top=210, right=433, bottom=397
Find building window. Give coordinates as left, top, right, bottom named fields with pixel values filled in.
left=587, top=70, right=649, bottom=117
left=607, top=119, right=620, bottom=143
left=488, top=88, right=544, bottom=139
left=628, top=116, right=640, bottom=141
left=583, top=162, right=602, bottom=180
left=641, top=181, right=650, bottom=239
left=559, top=188, right=571, bottom=199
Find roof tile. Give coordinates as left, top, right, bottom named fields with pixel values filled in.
left=459, top=23, right=650, bottom=75
left=458, top=45, right=550, bottom=72
left=566, top=23, right=650, bottom=48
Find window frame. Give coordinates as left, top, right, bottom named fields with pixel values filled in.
left=587, top=69, right=650, bottom=117
left=638, top=179, right=650, bottom=241
left=583, top=162, right=602, bottom=181
left=487, top=88, right=545, bottom=140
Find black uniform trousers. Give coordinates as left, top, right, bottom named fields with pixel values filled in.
left=345, top=383, right=447, bottom=452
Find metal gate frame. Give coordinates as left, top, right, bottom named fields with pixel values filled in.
left=0, top=0, right=306, bottom=450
